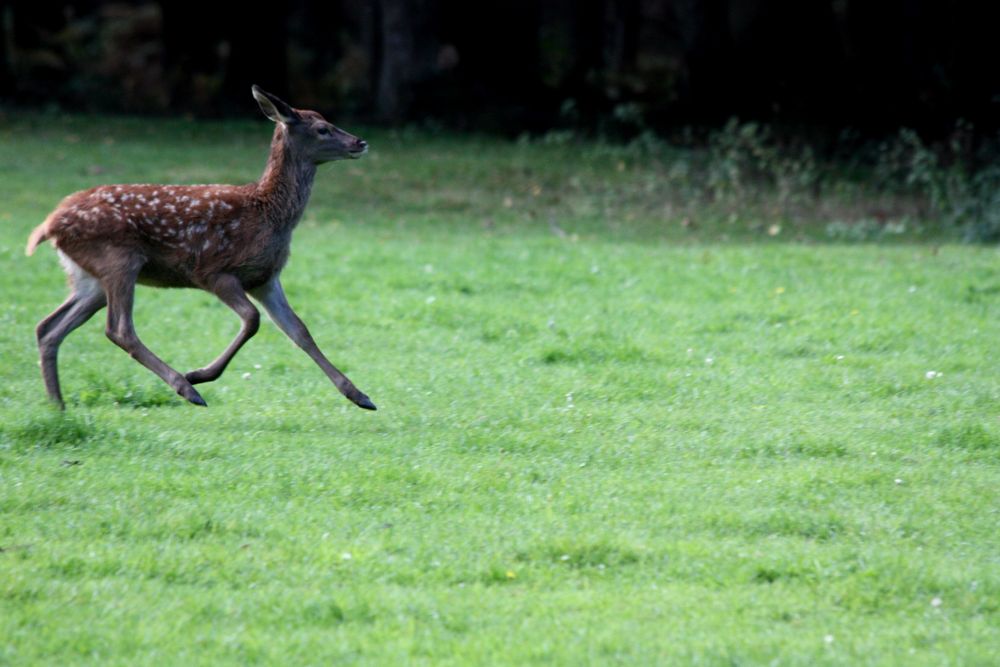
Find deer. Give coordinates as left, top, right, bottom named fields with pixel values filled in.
left=25, top=86, right=377, bottom=411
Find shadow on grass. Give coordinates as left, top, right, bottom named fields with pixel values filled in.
left=73, top=373, right=182, bottom=409
left=0, top=410, right=102, bottom=452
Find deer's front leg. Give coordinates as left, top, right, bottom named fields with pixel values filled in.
left=185, top=274, right=260, bottom=385
left=103, top=269, right=207, bottom=407
left=250, top=278, right=376, bottom=410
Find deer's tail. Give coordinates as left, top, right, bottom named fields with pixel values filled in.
left=25, top=216, right=54, bottom=256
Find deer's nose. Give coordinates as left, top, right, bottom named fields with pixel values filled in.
left=356, top=139, right=368, bottom=150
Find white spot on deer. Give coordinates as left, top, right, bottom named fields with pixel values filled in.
left=165, top=204, right=177, bottom=213
left=185, top=224, right=205, bottom=239
left=202, top=239, right=213, bottom=251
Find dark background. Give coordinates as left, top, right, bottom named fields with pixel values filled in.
left=1, top=1, right=998, bottom=141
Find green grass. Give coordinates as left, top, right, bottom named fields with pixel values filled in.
left=1, top=113, right=999, bottom=665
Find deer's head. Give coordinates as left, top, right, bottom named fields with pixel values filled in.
left=252, top=85, right=368, bottom=164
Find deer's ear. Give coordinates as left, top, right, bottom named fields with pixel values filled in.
left=252, top=85, right=299, bottom=124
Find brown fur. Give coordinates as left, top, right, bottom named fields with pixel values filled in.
left=27, top=125, right=309, bottom=289
left=27, top=86, right=376, bottom=411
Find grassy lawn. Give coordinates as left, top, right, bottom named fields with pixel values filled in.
left=1, top=114, right=999, bottom=665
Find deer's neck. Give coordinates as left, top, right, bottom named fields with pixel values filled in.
left=254, top=125, right=317, bottom=231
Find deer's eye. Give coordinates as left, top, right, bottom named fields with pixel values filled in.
left=317, top=127, right=331, bottom=136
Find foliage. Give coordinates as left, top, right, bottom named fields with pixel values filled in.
left=705, top=119, right=820, bottom=215
left=611, top=117, right=1000, bottom=244
left=875, top=124, right=1000, bottom=243
left=1, top=116, right=999, bottom=664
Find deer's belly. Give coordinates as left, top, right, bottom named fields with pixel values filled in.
left=137, top=261, right=196, bottom=288
left=136, top=239, right=289, bottom=290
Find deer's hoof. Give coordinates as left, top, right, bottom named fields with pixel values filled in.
left=354, top=394, right=377, bottom=411
left=180, top=385, right=207, bottom=407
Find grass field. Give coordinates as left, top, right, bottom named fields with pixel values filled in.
left=1, top=114, right=999, bottom=665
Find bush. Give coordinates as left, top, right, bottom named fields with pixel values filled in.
left=704, top=120, right=820, bottom=215
left=877, top=123, right=1000, bottom=242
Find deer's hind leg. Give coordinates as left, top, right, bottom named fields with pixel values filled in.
left=101, top=255, right=207, bottom=407
left=36, top=259, right=107, bottom=408
left=185, top=274, right=260, bottom=385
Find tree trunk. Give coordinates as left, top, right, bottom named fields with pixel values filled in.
left=373, top=0, right=410, bottom=121
left=223, top=0, right=289, bottom=111
left=373, top=0, right=442, bottom=122
left=0, top=4, right=14, bottom=97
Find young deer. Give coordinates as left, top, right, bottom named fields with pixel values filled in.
left=26, top=86, right=376, bottom=411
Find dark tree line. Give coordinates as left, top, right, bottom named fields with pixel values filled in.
left=1, top=0, right=998, bottom=138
